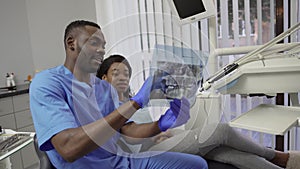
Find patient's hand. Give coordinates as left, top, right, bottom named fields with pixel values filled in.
left=152, top=130, right=173, bottom=144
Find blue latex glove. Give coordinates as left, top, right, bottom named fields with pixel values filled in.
left=152, top=69, right=169, bottom=93
left=158, top=97, right=190, bottom=132
left=130, top=76, right=166, bottom=108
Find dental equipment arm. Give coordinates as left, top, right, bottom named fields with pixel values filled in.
left=200, top=22, right=300, bottom=92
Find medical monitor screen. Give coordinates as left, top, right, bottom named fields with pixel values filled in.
left=168, top=0, right=215, bottom=25
left=173, top=0, right=206, bottom=19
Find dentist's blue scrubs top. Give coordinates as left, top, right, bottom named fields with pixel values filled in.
left=29, top=65, right=129, bottom=169
left=29, top=65, right=209, bottom=169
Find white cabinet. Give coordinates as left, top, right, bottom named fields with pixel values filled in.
left=13, top=94, right=30, bottom=112
left=0, top=93, right=38, bottom=169
left=0, top=97, right=13, bottom=116
left=0, top=114, right=16, bottom=130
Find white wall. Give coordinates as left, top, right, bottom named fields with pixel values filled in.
left=26, top=0, right=97, bottom=72
left=0, top=0, right=34, bottom=86
left=0, top=0, right=97, bottom=86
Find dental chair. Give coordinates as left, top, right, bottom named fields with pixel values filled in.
left=33, top=134, right=56, bottom=169
left=207, top=160, right=238, bottom=169
left=118, top=138, right=238, bottom=169
left=126, top=97, right=239, bottom=169
left=187, top=94, right=238, bottom=169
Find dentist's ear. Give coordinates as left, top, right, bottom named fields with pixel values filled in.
left=102, top=75, right=107, bottom=80
left=66, top=36, right=75, bottom=51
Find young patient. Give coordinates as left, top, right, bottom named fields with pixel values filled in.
left=97, top=54, right=300, bottom=169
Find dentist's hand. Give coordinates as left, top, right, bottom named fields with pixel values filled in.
left=158, top=97, right=190, bottom=132
left=130, top=76, right=166, bottom=108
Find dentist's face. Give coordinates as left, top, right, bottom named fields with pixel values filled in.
left=75, top=26, right=106, bottom=73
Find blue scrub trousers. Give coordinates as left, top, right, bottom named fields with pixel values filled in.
left=129, top=151, right=208, bottom=169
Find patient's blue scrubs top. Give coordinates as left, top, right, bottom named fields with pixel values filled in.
left=29, top=65, right=129, bottom=169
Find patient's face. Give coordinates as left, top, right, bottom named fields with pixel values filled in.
left=104, top=62, right=130, bottom=94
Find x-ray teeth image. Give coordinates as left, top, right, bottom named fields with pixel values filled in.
left=150, top=44, right=208, bottom=106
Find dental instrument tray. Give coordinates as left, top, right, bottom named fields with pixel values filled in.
left=213, top=56, right=300, bottom=95
left=229, top=104, right=300, bottom=135
left=0, top=133, right=32, bottom=152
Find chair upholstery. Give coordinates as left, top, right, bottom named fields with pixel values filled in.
left=33, top=134, right=56, bottom=169
left=207, top=159, right=239, bottom=169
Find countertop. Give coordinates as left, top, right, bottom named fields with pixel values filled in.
left=0, top=84, right=30, bottom=99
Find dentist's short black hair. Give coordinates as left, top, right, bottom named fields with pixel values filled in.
left=64, top=20, right=101, bottom=49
